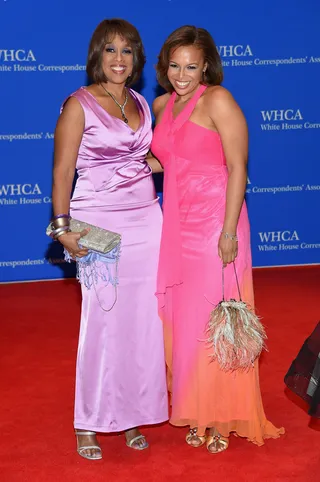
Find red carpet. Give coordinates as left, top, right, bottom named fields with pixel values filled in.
left=1, top=266, right=319, bottom=482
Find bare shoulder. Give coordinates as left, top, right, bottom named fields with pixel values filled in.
left=55, top=95, right=84, bottom=140
left=60, top=95, right=84, bottom=122
left=205, top=85, right=236, bottom=108
left=84, top=84, right=99, bottom=96
left=204, top=85, right=244, bottom=123
left=152, top=92, right=170, bottom=117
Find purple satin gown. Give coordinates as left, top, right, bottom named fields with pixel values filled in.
left=62, top=87, right=168, bottom=433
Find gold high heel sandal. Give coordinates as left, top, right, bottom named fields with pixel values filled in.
left=206, top=429, right=229, bottom=454
left=185, top=428, right=206, bottom=448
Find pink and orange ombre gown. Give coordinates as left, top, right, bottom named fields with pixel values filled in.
left=151, top=85, right=284, bottom=444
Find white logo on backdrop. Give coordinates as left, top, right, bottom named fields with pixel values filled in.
left=0, top=133, right=54, bottom=141
left=261, top=109, right=303, bottom=122
left=0, top=258, right=45, bottom=269
left=0, top=183, right=52, bottom=205
left=259, top=231, right=300, bottom=243
left=0, top=257, right=69, bottom=270
left=0, top=49, right=85, bottom=73
left=217, top=44, right=319, bottom=68
left=246, top=181, right=320, bottom=195
left=260, top=109, right=320, bottom=131
left=0, top=49, right=36, bottom=62
left=257, top=230, right=320, bottom=253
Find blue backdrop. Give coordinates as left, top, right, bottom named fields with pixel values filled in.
left=1, top=0, right=320, bottom=282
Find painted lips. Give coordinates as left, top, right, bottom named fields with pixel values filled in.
left=111, top=65, right=126, bottom=75
left=175, top=81, right=191, bottom=89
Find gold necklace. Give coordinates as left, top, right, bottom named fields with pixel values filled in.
left=100, top=84, right=129, bottom=123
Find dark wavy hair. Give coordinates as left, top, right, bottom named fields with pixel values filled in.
left=86, top=18, right=145, bottom=87
left=156, top=25, right=223, bottom=92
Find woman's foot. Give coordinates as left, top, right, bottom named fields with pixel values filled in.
left=75, top=430, right=102, bottom=460
left=185, top=428, right=206, bottom=447
left=206, top=428, right=229, bottom=454
left=125, top=428, right=149, bottom=450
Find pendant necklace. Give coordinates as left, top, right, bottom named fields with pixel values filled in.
left=100, top=84, right=129, bottom=123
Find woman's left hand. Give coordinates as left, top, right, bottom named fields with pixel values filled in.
left=218, top=232, right=238, bottom=267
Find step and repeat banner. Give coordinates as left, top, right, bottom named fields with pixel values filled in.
left=1, top=1, right=319, bottom=282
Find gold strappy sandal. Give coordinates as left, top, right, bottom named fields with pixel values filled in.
left=206, top=429, right=229, bottom=454
left=186, top=428, right=206, bottom=448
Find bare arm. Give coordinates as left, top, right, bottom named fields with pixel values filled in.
left=51, top=97, right=88, bottom=258
left=52, top=97, right=84, bottom=215
left=146, top=150, right=163, bottom=173
left=208, top=87, right=248, bottom=265
left=145, top=94, right=171, bottom=174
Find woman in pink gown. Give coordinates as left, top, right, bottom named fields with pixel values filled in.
left=51, top=19, right=168, bottom=460
left=150, top=25, right=284, bottom=453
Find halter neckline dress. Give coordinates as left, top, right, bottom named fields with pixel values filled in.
left=151, top=84, right=284, bottom=444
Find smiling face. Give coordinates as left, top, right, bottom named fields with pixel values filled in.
left=101, top=34, right=133, bottom=85
left=167, top=44, right=207, bottom=96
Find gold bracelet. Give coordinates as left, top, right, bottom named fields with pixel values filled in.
left=52, top=217, right=70, bottom=229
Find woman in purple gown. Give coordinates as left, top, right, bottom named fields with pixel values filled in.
left=51, top=19, right=168, bottom=460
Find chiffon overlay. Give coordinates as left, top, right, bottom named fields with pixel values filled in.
left=62, top=87, right=168, bottom=432
left=151, top=85, right=284, bottom=444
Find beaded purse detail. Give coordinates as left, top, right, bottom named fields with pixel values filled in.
left=46, top=218, right=121, bottom=254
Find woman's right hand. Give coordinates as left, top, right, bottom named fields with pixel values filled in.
left=58, top=229, right=89, bottom=259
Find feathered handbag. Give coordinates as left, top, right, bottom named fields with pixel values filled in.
left=205, top=263, right=267, bottom=371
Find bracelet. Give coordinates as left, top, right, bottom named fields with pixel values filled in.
left=52, top=217, right=70, bottom=229
left=54, top=228, right=71, bottom=239
left=52, top=213, right=70, bottom=220
left=221, top=231, right=238, bottom=241
left=51, top=226, right=70, bottom=238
